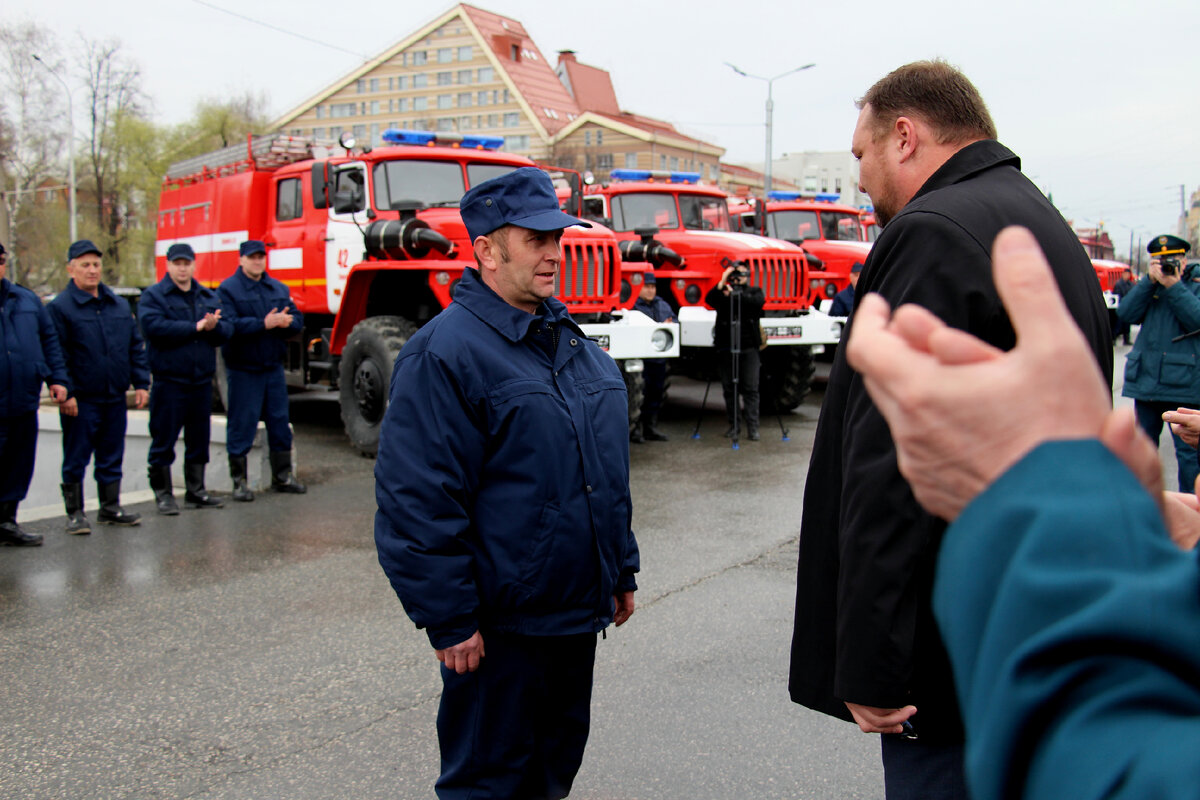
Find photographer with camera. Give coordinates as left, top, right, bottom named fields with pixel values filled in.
left=1118, top=234, right=1200, bottom=491
left=705, top=261, right=765, bottom=440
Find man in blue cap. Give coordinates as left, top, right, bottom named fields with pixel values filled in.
left=217, top=239, right=305, bottom=501
left=140, top=243, right=232, bottom=514
left=374, top=166, right=640, bottom=800
left=829, top=261, right=863, bottom=317
left=1117, top=233, right=1200, bottom=491
left=0, top=240, right=69, bottom=546
left=632, top=270, right=675, bottom=442
left=49, top=239, right=150, bottom=533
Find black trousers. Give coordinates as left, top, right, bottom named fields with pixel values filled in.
left=717, top=347, right=760, bottom=429
left=149, top=379, right=214, bottom=467
left=880, top=736, right=968, bottom=800
left=435, top=631, right=597, bottom=800
left=0, top=412, right=38, bottom=502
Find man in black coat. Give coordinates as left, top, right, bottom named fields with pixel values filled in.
left=788, top=60, right=1113, bottom=800
left=705, top=262, right=765, bottom=440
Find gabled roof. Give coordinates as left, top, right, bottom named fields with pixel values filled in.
left=556, top=51, right=620, bottom=116
left=554, top=111, right=725, bottom=158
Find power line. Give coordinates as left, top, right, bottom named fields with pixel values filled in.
left=189, top=0, right=368, bottom=59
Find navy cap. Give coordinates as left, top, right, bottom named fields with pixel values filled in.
left=0, top=241, right=6, bottom=256
left=1148, top=234, right=1190, bottom=257
left=643, top=271, right=656, bottom=285
left=166, top=243, right=196, bottom=262
left=850, top=262, right=864, bottom=273
left=460, top=167, right=591, bottom=242
left=68, top=239, right=102, bottom=260
left=239, top=240, right=267, bottom=257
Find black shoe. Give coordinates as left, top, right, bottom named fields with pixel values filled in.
left=0, top=502, right=41, bottom=547
left=229, top=455, right=254, bottom=502
left=630, top=427, right=645, bottom=444
left=748, top=430, right=761, bottom=441
left=148, top=465, right=180, bottom=516
left=61, top=483, right=91, bottom=535
left=96, top=481, right=141, bottom=526
left=642, top=416, right=669, bottom=441
left=269, top=451, right=307, bottom=494
left=183, top=463, right=224, bottom=508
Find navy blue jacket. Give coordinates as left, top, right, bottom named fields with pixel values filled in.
left=218, top=267, right=302, bottom=372
left=0, top=278, right=69, bottom=417
left=1117, top=265, right=1200, bottom=403
left=48, top=280, right=150, bottom=402
left=633, top=294, right=674, bottom=323
left=828, top=284, right=855, bottom=317
left=935, top=440, right=1200, bottom=800
left=139, top=275, right=232, bottom=384
left=374, top=268, right=640, bottom=649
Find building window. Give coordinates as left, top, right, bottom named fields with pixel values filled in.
left=458, top=45, right=472, bottom=61
left=438, top=94, right=453, bottom=110
left=477, top=91, right=489, bottom=106
left=437, top=117, right=454, bottom=131
left=397, top=76, right=407, bottom=91
left=505, top=134, right=530, bottom=151
left=458, top=92, right=472, bottom=108
left=330, top=102, right=357, bottom=118
left=625, top=153, right=638, bottom=169
left=438, top=48, right=453, bottom=63
left=388, top=77, right=393, bottom=91
left=353, top=124, right=366, bottom=139
left=315, top=105, right=325, bottom=119
left=412, top=51, right=427, bottom=65
left=413, top=97, right=428, bottom=111
left=596, top=130, right=603, bottom=146
left=371, top=123, right=380, bottom=146
left=457, top=69, right=472, bottom=85
left=459, top=115, right=472, bottom=130
left=487, top=113, right=498, bottom=127
left=314, top=127, right=326, bottom=139
left=356, top=79, right=366, bottom=93
left=510, top=44, right=520, bottom=61
left=370, top=100, right=380, bottom=115
left=437, top=71, right=452, bottom=86
left=596, top=153, right=613, bottom=170
left=479, top=66, right=494, bottom=82
left=660, top=155, right=667, bottom=169
left=670, top=157, right=679, bottom=171
left=413, top=74, right=428, bottom=88
left=835, top=177, right=842, bottom=193
left=369, top=78, right=378, bottom=92
left=330, top=125, right=343, bottom=138
left=503, top=89, right=510, bottom=103
left=584, top=130, right=591, bottom=146
left=503, top=112, right=519, bottom=127
left=398, top=98, right=408, bottom=112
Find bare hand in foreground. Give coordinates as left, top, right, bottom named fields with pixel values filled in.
left=845, top=226, right=1111, bottom=521
left=845, top=701, right=917, bottom=735
left=437, top=630, right=485, bottom=674
left=1164, top=407, right=1200, bottom=448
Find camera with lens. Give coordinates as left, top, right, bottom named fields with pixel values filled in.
left=1161, top=256, right=1182, bottom=276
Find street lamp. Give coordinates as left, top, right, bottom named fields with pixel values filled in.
left=725, top=62, right=815, bottom=195
left=31, top=54, right=77, bottom=243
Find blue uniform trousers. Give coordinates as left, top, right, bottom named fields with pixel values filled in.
left=61, top=400, right=127, bottom=484
left=0, top=412, right=38, bottom=502
left=1134, top=399, right=1200, bottom=492
left=225, top=366, right=292, bottom=456
left=880, top=736, right=968, bottom=800
left=435, top=632, right=596, bottom=800
left=148, top=379, right=213, bottom=467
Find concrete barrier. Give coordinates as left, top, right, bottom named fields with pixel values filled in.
left=20, top=406, right=292, bottom=523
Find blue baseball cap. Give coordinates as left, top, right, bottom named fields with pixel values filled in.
left=643, top=271, right=656, bottom=284
left=460, top=167, right=591, bottom=242
left=166, top=243, right=196, bottom=262
left=68, top=239, right=102, bottom=260
left=239, top=240, right=267, bottom=256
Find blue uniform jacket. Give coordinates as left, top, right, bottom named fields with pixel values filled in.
left=374, top=268, right=640, bottom=649
left=48, top=280, right=149, bottom=401
left=935, top=440, right=1200, bottom=800
left=828, top=284, right=855, bottom=317
left=217, top=267, right=302, bottom=372
left=1117, top=265, right=1200, bottom=403
left=633, top=294, right=674, bottom=323
left=139, top=276, right=232, bottom=384
left=0, top=278, right=69, bottom=417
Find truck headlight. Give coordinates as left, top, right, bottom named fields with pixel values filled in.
left=651, top=329, right=674, bottom=352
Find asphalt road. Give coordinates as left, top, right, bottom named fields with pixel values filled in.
left=0, top=376, right=885, bottom=800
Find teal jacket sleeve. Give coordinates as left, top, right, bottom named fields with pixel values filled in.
left=934, top=440, right=1200, bottom=800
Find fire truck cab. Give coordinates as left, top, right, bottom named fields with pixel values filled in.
left=156, top=131, right=677, bottom=454
left=730, top=191, right=874, bottom=309
left=581, top=169, right=843, bottom=412
left=1091, top=258, right=1131, bottom=310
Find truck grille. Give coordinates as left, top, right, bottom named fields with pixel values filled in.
left=745, top=254, right=808, bottom=308
left=557, top=241, right=617, bottom=309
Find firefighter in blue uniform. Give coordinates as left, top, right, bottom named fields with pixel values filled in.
left=48, top=239, right=150, bottom=534
left=140, top=243, right=233, bottom=514
left=218, top=240, right=306, bottom=501
left=0, top=241, right=69, bottom=546
left=631, top=271, right=674, bottom=442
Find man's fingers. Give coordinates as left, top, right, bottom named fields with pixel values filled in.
left=888, top=303, right=946, bottom=355
left=846, top=294, right=933, bottom=389
left=926, top=326, right=1004, bottom=366
left=990, top=227, right=1081, bottom=348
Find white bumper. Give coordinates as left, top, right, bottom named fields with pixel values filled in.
left=677, top=305, right=844, bottom=348
left=578, top=309, right=680, bottom=360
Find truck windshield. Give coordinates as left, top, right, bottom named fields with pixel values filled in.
left=679, top=194, right=731, bottom=231
left=822, top=211, right=863, bottom=241
left=372, top=160, right=517, bottom=210
left=610, top=193, right=678, bottom=232
left=767, top=210, right=819, bottom=242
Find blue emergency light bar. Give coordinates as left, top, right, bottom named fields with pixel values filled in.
left=767, top=191, right=802, bottom=201
left=609, top=169, right=701, bottom=184
left=381, top=128, right=504, bottom=150
left=766, top=190, right=843, bottom=203
left=815, top=192, right=841, bottom=203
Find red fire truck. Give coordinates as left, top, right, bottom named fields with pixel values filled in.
left=860, top=209, right=879, bottom=243
left=155, top=131, right=678, bottom=454
left=729, top=191, right=874, bottom=308
left=1091, top=258, right=1130, bottom=310
left=580, top=169, right=843, bottom=412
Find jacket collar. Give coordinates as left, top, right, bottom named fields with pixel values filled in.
left=65, top=279, right=116, bottom=306
left=0, top=278, right=10, bottom=304
left=454, top=267, right=581, bottom=343
left=158, top=274, right=201, bottom=297
left=233, top=266, right=274, bottom=289
left=909, top=140, right=1021, bottom=206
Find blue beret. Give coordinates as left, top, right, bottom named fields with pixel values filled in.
left=68, top=239, right=102, bottom=260
left=239, top=240, right=267, bottom=257
left=0, top=241, right=6, bottom=256
left=643, top=271, right=656, bottom=284
left=166, top=243, right=196, bottom=262
left=460, top=167, right=591, bottom=242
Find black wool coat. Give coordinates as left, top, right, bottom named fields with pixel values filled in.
left=788, top=140, right=1113, bottom=742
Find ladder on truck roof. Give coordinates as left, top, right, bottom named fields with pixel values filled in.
left=165, top=134, right=330, bottom=181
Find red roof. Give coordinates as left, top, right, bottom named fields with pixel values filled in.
left=460, top=4, right=580, bottom=135
left=556, top=51, right=620, bottom=116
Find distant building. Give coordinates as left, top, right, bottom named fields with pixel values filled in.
left=1183, top=187, right=1200, bottom=256
left=1074, top=224, right=1116, bottom=260
left=270, top=4, right=724, bottom=182
left=718, top=163, right=799, bottom=197
left=759, top=151, right=868, bottom=208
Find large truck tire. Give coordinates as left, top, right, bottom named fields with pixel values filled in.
left=339, top=315, right=417, bottom=456
left=760, top=345, right=814, bottom=414
left=623, top=368, right=645, bottom=435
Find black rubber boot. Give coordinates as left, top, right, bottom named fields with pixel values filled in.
left=643, top=413, right=669, bottom=442
left=184, top=462, right=224, bottom=508
left=97, top=481, right=141, bottom=526
left=61, top=483, right=91, bottom=535
left=148, top=465, right=180, bottom=516
left=269, top=451, right=307, bottom=494
left=0, top=501, right=42, bottom=547
left=229, top=455, right=254, bottom=502
left=629, top=425, right=644, bottom=444
left=745, top=391, right=761, bottom=441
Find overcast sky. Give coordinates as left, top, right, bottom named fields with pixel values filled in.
left=7, top=0, right=1198, bottom=257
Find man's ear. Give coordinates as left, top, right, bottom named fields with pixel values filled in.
left=894, top=116, right=918, bottom=164
left=473, top=235, right=496, bottom=273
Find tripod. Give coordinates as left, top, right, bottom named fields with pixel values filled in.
left=692, top=284, right=747, bottom=450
